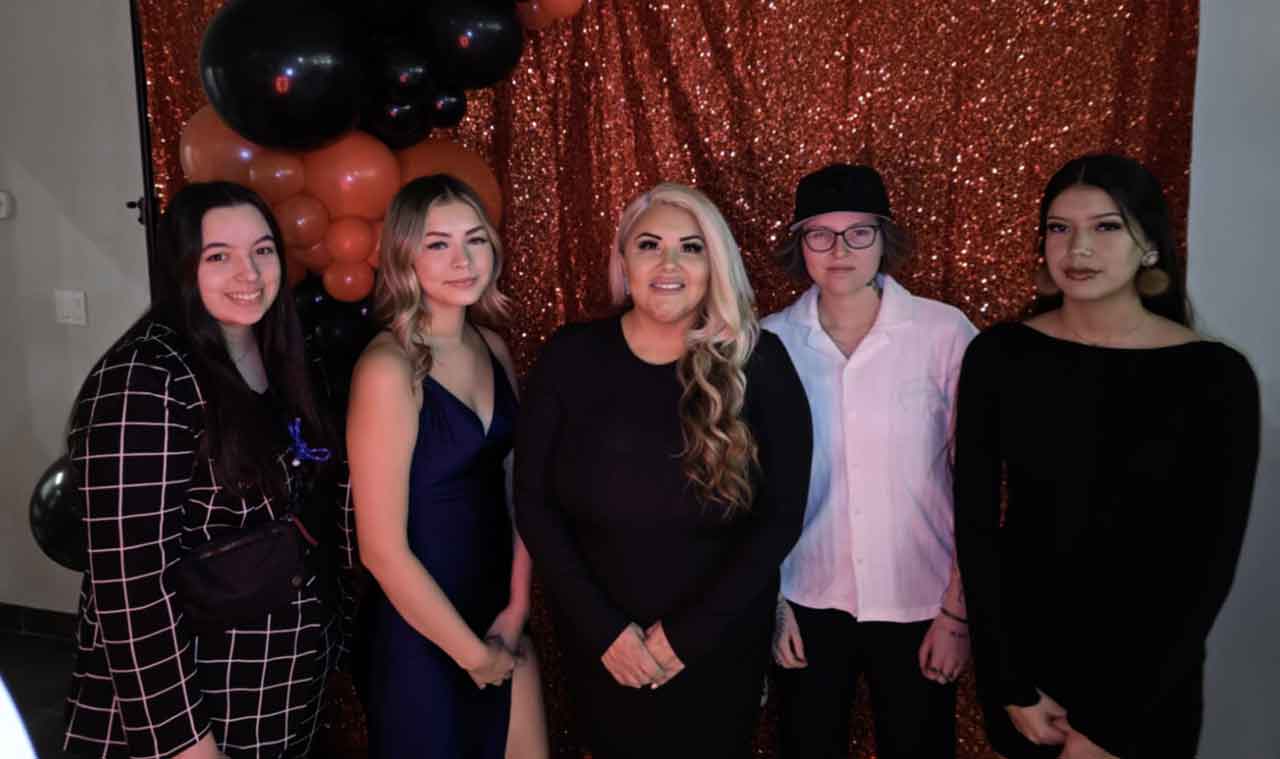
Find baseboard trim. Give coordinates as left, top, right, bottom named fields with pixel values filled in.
left=0, top=601, right=76, bottom=640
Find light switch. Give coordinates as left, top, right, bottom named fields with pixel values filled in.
left=55, top=289, right=87, bottom=326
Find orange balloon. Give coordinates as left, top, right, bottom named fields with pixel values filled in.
left=516, top=0, right=558, bottom=30
left=325, top=217, right=375, bottom=263
left=323, top=261, right=375, bottom=302
left=275, top=194, right=329, bottom=249
left=179, top=103, right=260, bottom=184
left=368, top=219, right=384, bottom=269
left=248, top=150, right=305, bottom=204
left=303, top=131, right=400, bottom=221
left=397, top=139, right=503, bottom=224
left=541, top=0, right=585, bottom=19
left=300, top=240, right=333, bottom=272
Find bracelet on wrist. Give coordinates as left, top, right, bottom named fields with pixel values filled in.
left=940, top=607, right=968, bottom=625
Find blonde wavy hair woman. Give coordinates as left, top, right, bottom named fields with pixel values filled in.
left=514, top=181, right=812, bottom=758
left=607, top=182, right=760, bottom=513
left=375, top=175, right=510, bottom=381
left=348, top=174, right=547, bottom=759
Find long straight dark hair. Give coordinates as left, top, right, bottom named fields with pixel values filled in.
left=148, top=181, right=332, bottom=496
left=1031, top=153, right=1192, bottom=325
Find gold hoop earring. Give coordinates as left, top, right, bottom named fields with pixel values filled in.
left=1136, top=266, right=1171, bottom=297
left=1033, top=262, right=1060, bottom=296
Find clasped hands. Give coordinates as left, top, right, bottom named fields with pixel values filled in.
left=601, top=622, right=685, bottom=689
left=1006, top=690, right=1120, bottom=759
left=465, top=606, right=529, bottom=689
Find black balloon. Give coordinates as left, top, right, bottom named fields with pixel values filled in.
left=295, top=278, right=378, bottom=418
left=367, top=43, right=436, bottom=100
left=294, top=275, right=336, bottom=323
left=416, top=1, right=525, bottom=90
left=360, top=42, right=437, bottom=149
left=353, top=0, right=420, bottom=37
left=363, top=97, right=435, bottom=150
left=431, top=89, right=468, bottom=129
left=200, top=0, right=362, bottom=150
left=30, top=455, right=86, bottom=572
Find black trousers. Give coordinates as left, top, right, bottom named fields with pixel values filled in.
left=982, top=660, right=1205, bottom=759
left=773, top=604, right=956, bottom=759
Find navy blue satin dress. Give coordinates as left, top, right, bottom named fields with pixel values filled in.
left=366, top=347, right=516, bottom=759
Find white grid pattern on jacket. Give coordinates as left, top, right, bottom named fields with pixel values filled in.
left=62, top=320, right=349, bottom=759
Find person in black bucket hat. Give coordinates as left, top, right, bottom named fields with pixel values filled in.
left=762, top=163, right=978, bottom=759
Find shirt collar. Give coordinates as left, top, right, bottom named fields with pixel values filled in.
left=789, top=274, right=915, bottom=335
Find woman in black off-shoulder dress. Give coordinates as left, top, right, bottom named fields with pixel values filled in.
left=954, top=155, right=1259, bottom=759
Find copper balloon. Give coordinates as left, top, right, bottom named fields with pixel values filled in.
left=247, top=150, right=306, bottom=204
left=540, top=0, right=585, bottom=20
left=368, top=219, right=384, bottom=269
left=300, top=239, right=333, bottom=273
left=397, top=138, right=503, bottom=224
left=275, top=194, right=330, bottom=250
left=179, top=103, right=259, bottom=184
left=323, top=260, right=376, bottom=302
left=516, top=0, right=559, bottom=31
left=303, top=131, right=401, bottom=221
left=325, top=216, right=376, bottom=263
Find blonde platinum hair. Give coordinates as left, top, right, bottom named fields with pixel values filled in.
left=374, top=174, right=510, bottom=382
left=608, top=182, right=761, bottom=514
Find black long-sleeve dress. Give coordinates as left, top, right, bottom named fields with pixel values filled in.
left=63, top=319, right=353, bottom=759
left=953, top=323, right=1259, bottom=759
left=515, top=316, right=812, bottom=759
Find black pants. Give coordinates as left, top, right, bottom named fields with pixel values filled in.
left=773, top=604, right=956, bottom=759
left=982, top=660, right=1205, bottom=759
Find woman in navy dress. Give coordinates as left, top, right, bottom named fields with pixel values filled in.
left=347, top=175, right=548, bottom=758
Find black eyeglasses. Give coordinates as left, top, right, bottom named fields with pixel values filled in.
left=801, top=223, right=881, bottom=253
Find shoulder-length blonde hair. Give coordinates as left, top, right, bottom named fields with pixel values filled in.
left=608, top=182, right=761, bottom=514
left=374, top=174, right=510, bottom=382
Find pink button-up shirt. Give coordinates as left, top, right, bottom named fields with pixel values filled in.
left=761, top=277, right=976, bottom=622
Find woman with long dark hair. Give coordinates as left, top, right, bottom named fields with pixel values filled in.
left=515, top=183, right=812, bottom=758
left=63, top=182, right=346, bottom=759
left=954, top=154, right=1260, bottom=759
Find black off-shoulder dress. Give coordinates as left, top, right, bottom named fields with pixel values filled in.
left=953, top=323, right=1259, bottom=759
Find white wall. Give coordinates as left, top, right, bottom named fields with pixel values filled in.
left=1188, top=2, right=1280, bottom=756
left=0, top=2, right=148, bottom=612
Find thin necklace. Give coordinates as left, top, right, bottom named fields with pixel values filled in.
left=1061, top=313, right=1148, bottom=347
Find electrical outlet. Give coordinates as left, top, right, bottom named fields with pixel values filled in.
left=0, top=191, right=13, bottom=220
left=54, top=289, right=87, bottom=326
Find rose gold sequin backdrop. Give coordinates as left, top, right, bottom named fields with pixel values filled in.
left=137, top=2, right=1197, bottom=757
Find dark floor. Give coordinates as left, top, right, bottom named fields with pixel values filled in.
left=1, top=630, right=75, bottom=759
